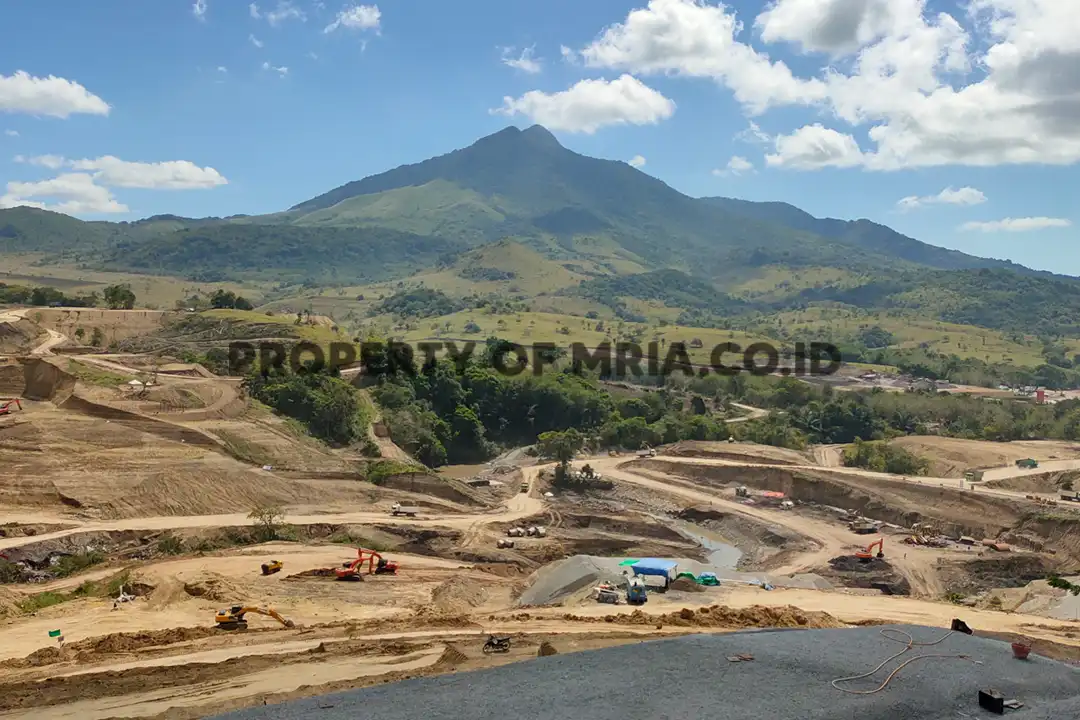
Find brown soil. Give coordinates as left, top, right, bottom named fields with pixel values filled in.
left=675, top=505, right=813, bottom=571
left=890, top=437, right=1080, bottom=478
left=822, top=556, right=912, bottom=596
left=666, top=440, right=809, bottom=465
left=431, top=576, right=489, bottom=614
left=559, top=604, right=844, bottom=630
left=638, top=459, right=1042, bottom=551
left=937, top=554, right=1061, bottom=596
left=537, top=641, right=558, bottom=656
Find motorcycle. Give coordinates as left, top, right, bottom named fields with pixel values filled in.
left=482, top=634, right=511, bottom=654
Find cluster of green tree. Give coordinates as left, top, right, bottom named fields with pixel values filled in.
left=460, top=266, right=516, bottom=281
left=209, top=289, right=254, bottom=310
left=842, top=438, right=929, bottom=475
left=242, top=366, right=370, bottom=445
left=103, top=284, right=136, bottom=309
left=364, top=337, right=739, bottom=467
left=569, top=269, right=750, bottom=324
left=371, top=287, right=464, bottom=319
left=672, top=372, right=1080, bottom=447
left=0, top=283, right=98, bottom=307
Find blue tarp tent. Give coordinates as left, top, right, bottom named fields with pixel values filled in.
left=630, top=558, right=679, bottom=584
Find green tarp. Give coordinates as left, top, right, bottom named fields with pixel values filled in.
left=619, top=559, right=639, bottom=566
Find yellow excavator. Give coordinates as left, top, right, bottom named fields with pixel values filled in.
left=214, top=605, right=295, bottom=630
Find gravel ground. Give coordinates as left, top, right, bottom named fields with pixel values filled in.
left=211, top=625, right=1080, bottom=720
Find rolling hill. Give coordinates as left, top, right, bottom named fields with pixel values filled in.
left=1, top=124, right=1078, bottom=339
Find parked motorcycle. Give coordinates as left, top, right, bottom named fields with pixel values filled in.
left=482, top=634, right=511, bottom=654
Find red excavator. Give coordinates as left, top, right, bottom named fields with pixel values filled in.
left=334, top=548, right=399, bottom=581
left=0, top=399, right=21, bottom=416
left=855, top=538, right=885, bottom=561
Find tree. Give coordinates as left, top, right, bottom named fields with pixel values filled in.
left=248, top=503, right=285, bottom=541
left=103, top=284, right=136, bottom=309
left=537, top=428, right=585, bottom=471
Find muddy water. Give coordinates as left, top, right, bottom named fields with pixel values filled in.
left=671, top=520, right=743, bottom=569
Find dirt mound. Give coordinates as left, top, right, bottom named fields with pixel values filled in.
left=564, top=604, right=842, bottom=630
left=435, top=644, right=469, bottom=667
left=0, top=318, right=42, bottom=354
left=670, top=577, right=706, bottom=592
left=824, top=556, right=911, bottom=596
left=537, top=641, right=559, bottom=656
left=0, top=359, right=74, bottom=401
left=182, top=572, right=248, bottom=603
left=432, top=576, right=489, bottom=614
left=0, top=587, right=22, bottom=618
left=940, top=554, right=1060, bottom=596
left=76, top=627, right=220, bottom=655
left=288, top=568, right=340, bottom=579
left=665, top=441, right=805, bottom=465
left=409, top=607, right=482, bottom=628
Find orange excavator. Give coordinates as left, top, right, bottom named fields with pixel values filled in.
left=334, top=548, right=399, bottom=581
left=0, top=399, right=21, bottom=416
left=855, top=538, right=885, bottom=561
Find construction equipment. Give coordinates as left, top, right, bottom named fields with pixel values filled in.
left=483, top=635, right=511, bottom=653
left=520, top=482, right=529, bottom=493
left=507, top=527, right=525, bottom=538
left=1060, top=491, right=1080, bottom=502
left=855, top=538, right=885, bottom=561
left=260, top=560, right=283, bottom=575
left=850, top=520, right=878, bottom=534
left=390, top=502, right=419, bottom=517
left=699, top=572, right=720, bottom=586
left=626, top=576, right=648, bottom=605
left=214, top=605, right=294, bottom=630
left=735, top=486, right=749, bottom=498
left=0, top=399, right=21, bottom=416
left=496, top=538, right=515, bottom=549
left=1015, top=458, right=1038, bottom=469
left=335, top=548, right=398, bottom=580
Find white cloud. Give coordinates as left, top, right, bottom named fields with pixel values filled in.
left=192, top=0, right=207, bottom=21
left=713, top=155, right=754, bottom=176
left=70, top=156, right=228, bottom=189
left=765, top=124, right=865, bottom=169
left=0, top=71, right=109, bottom=118
left=217, top=66, right=228, bottom=74
left=629, top=155, right=646, bottom=168
left=0, top=173, right=128, bottom=215
left=573, top=0, right=1080, bottom=170
left=15, top=154, right=66, bottom=169
left=960, top=217, right=1071, bottom=232
left=249, top=34, right=264, bottom=48
left=249, top=2, right=261, bottom=19
left=4, top=129, right=18, bottom=137
left=324, top=4, right=381, bottom=33
left=261, top=62, right=289, bottom=77
left=897, top=186, right=987, bottom=210
left=264, top=1, right=305, bottom=25
left=560, top=45, right=578, bottom=64
left=501, top=46, right=542, bottom=74
left=736, top=121, right=772, bottom=145
left=492, top=75, right=675, bottom=134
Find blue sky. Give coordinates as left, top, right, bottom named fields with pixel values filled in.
left=1, top=0, right=1077, bottom=273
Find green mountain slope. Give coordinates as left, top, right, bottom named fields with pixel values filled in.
left=700, top=196, right=1057, bottom=277
left=285, top=125, right=911, bottom=276
left=100, top=225, right=463, bottom=284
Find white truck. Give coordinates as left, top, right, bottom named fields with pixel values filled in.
left=636, top=448, right=657, bottom=458
left=390, top=503, right=419, bottom=517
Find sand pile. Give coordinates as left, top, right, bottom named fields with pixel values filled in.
left=517, top=555, right=624, bottom=607
left=432, top=576, right=489, bottom=614
left=670, top=577, right=706, bottom=592
left=182, top=572, right=249, bottom=603
left=562, top=604, right=844, bottom=630
left=435, top=644, right=469, bottom=667
left=76, top=627, right=220, bottom=655
left=537, top=641, right=558, bottom=657
left=0, top=587, right=23, bottom=618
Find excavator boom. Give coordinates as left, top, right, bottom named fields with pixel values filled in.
left=215, top=605, right=295, bottom=630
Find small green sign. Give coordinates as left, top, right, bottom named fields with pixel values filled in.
left=48, top=629, right=62, bottom=638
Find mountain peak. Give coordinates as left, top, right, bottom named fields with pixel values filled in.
left=521, top=124, right=560, bottom=147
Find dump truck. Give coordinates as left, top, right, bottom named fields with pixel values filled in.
left=1016, top=458, right=1039, bottom=469
left=1060, top=491, right=1080, bottom=502
left=260, top=560, right=283, bottom=575
left=390, top=503, right=419, bottom=517
left=735, top=486, right=749, bottom=498
left=637, top=447, right=656, bottom=458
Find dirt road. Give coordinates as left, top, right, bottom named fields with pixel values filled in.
left=0, top=466, right=546, bottom=553
left=590, top=457, right=948, bottom=596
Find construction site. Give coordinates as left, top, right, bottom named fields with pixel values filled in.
left=0, top=307, right=1078, bottom=719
